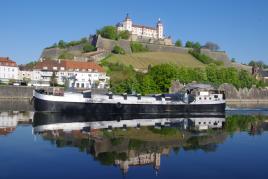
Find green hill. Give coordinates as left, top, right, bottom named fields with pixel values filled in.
left=104, top=52, right=205, bottom=71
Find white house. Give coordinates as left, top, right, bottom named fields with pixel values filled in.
left=33, top=59, right=109, bottom=89
left=0, top=57, right=19, bottom=83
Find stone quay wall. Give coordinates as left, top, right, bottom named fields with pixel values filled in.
left=0, top=86, right=34, bottom=99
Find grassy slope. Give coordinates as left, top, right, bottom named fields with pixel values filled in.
left=105, top=52, right=205, bottom=71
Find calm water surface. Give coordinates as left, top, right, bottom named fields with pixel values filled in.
left=0, top=110, right=268, bottom=179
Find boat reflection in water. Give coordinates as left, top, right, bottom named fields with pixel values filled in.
left=33, top=112, right=228, bottom=175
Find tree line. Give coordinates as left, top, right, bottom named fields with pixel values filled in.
left=102, top=62, right=266, bottom=95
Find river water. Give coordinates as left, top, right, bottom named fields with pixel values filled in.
left=0, top=102, right=268, bottom=179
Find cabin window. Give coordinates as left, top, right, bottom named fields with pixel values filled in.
left=199, top=122, right=201, bottom=124
left=165, top=97, right=171, bottom=101
left=137, top=95, right=141, bottom=100
left=199, top=97, right=201, bottom=100
left=214, top=95, right=218, bottom=98
left=209, top=97, right=211, bottom=100
left=204, top=97, right=207, bottom=100
left=81, top=83, right=85, bottom=88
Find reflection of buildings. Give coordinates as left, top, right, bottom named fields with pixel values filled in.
left=188, top=118, right=225, bottom=131
left=0, top=111, right=33, bottom=135
left=115, top=151, right=161, bottom=175
left=33, top=112, right=230, bottom=175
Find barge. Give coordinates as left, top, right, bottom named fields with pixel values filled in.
left=33, top=84, right=225, bottom=116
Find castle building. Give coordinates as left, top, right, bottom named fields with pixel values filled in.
left=116, top=14, right=164, bottom=39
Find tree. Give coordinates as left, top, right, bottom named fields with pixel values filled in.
left=83, top=44, right=96, bottom=53
left=185, top=41, right=194, bottom=48
left=97, top=26, right=117, bottom=40
left=130, top=42, right=148, bottom=53
left=203, top=42, right=220, bottom=51
left=175, top=39, right=182, bottom=47
left=58, top=40, right=67, bottom=49
left=185, top=41, right=201, bottom=50
left=112, top=45, right=125, bottom=54
left=148, top=64, right=178, bottom=93
left=248, top=60, right=268, bottom=68
left=118, top=30, right=130, bottom=40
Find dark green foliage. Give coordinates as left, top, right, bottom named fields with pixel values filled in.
left=97, top=26, right=117, bottom=40
left=149, top=127, right=178, bottom=136
left=147, top=64, right=178, bottom=93
left=118, top=30, right=130, bottom=39
left=248, top=60, right=268, bottom=68
left=130, top=42, right=149, bottom=53
left=46, top=37, right=88, bottom=49
left=112, top=45, right=125, bottom=54
left=231, top=58, right=236, bottom=62
left=58, top=51, right=74, bottom=59
left=225, top=115, right=264, bottom=133
left=185, top=41, right=201, bottom=49
left=58, top=40, right=67, bottom=49
left=128, top=139, right=144, bottom=150
left=175, top=39, right=182, bottom=47
left=96, top=152, right=128, bottom=165
left=101, top=59, right=264, bottom=95
left=189, top=50, right=224, bottom=65
left=83, top=44, right=96, bottom=53
left=203, top=42, right=220, bottom=51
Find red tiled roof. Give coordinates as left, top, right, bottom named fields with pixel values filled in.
left=34, top=59, right=105, bottom=72
left=0, top=57, right=17, bottom=67
left=0, top=127, right=16, bottom=136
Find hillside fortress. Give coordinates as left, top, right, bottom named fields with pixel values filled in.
left=116, top=14, right=163, bottom=39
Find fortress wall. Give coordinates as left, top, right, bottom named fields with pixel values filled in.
left=200, top=49, right=231, bottom=65
left=96, top=35, right=131, bottom=53
left=218, top=83, right=268, bottom=100
left=141, top=43, right=190, bottom=54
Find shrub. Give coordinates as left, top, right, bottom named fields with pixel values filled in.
left=130, top=42, right=148, bottom=53
left=58, top=51, right=74, bottom=59
left=118, top=30, right=130, bottom=40
left=83, top=44, right=96, bottom=53
left=97, top=26, right=117, bottom=40
left=189, top=50, right=224, bottom=65
left=175, top=39, right=182, bottom=47
left=112, top=45, right=125, bottom=54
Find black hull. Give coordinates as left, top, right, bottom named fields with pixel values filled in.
left=34, top=97, right=225, bottom=117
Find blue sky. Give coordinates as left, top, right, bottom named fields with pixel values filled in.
left=0, top=0, right=267, bottom=64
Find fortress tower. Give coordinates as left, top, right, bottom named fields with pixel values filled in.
left=156, top=18, right=163, bottom=39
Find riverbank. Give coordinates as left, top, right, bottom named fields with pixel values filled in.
left=226, top=99, right=268, bottom=108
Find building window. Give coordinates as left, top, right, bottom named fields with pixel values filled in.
left=76, top=83, right=79, bottom=88
left=81, top=83, right=84, bottom=88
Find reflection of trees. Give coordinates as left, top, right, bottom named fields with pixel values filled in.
left=225, top=115, right=266, bottom=134
left=36, top=115, right=268, bottom=171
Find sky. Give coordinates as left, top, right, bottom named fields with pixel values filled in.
left=0, top=0, right=268, bottom=65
